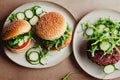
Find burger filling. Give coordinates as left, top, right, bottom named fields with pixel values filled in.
left=40, top=25, right=71, bottom=50
left=7, top=31, right=32, bottom=49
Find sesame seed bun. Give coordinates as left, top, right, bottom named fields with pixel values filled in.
left=2, top=20, right=31, bottom=40
left=35, top=12, right=67, bottom=40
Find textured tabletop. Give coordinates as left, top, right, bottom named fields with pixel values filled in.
left=0, top=0, right=120, bottom=80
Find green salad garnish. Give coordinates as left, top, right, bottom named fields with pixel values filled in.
left=7, top=31, right=32, bottom=48
left=82, top=17, right=120, bottom=56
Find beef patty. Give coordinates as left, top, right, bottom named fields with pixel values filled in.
left=87, top=41, right=120, bottom=66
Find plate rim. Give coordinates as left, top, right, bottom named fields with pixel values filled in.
left=72, top=9, right=120, bottom=79
left=3, top=1, right=76, bottom=69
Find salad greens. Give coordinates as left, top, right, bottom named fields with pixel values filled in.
left=40, top=24, right=71, bottom=50
left=82, top=17, right=120, bottom=57
left=7, top=31, right=32, bottom=48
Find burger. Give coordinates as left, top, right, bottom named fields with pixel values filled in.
left=35, top=12, right=72, bottom=50
left=2, top=20, right=32, bottom=53
left=82, top=18, right=120, bottom=66
left=87, top=41, right=120, bottom=66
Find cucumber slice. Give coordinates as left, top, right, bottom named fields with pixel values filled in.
left=39, top=11, right=47, bottom=18
left=24, top=9, right=33, bottom=19
left=18, top=39, right=24, bottom=46
left=28, top=60, right=39, bottom=65
left=40, top=57, right=48, bottom=65
left=36, top=8, right=43, bottom=15
left=104, top=65, right=115, bottom=74
left=33, top=6, right=41, bottom=10
left=16, top=12, right=25, bottom=20
left=24, top=36, right=29, bottom=42
left=26, top=47, right=39, bottom=56
left=85, top=28, right=94, bottom=36
left=98, top=25, right=105, bottom=32
left=26, top=51, right=40, bottom=65
left=28, top=51, right=39, bottom=62
left=100, top=41, right=111, bottom=51
left=29, top=16, right=39, bottom=26
left=25, top=46, right=49, bottom=65
left=114, top=61, right=120, bottom=70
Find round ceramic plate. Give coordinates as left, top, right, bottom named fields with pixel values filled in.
left=3, top=1, right=76, bottom=68
left=73, top=9, right=120, bottom=79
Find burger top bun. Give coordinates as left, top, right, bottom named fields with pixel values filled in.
left=2, top=20, right=31, bottom=40
left=35, top=12, right=67, bottom=40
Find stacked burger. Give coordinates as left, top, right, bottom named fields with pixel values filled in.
left=35, top=12, right=72, bottom=50
left=2, top=20, right=33, bottom=52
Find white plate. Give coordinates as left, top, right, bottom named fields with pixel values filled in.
left=3, top=1, right=76, bottom=68
left=73, top=9, right=120, bottom=79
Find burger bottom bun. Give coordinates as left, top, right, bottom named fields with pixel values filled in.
left=8, top=39, right=33, bottom=53
left=50, top=32, right=72, bottom=50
